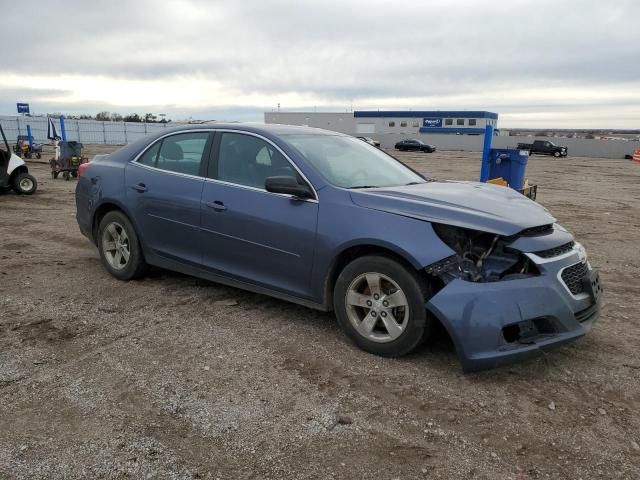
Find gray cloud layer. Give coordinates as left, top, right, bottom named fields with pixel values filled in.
left=3, top=0, right=639, bottom=127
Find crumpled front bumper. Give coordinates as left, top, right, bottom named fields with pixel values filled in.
left=426, top=249, right=601, bottom=372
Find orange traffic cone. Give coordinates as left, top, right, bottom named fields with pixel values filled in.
left=633, top=148, right=640, bottom=164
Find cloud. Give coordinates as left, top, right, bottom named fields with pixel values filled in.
left=1, top=0, right=638, bottom=127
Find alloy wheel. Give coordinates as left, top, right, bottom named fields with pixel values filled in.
left=102, top=222, right=130, bottom=270
left=345, top=272, right=409, bottom=343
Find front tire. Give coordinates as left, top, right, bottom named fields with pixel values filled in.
left=333, top=255, right=431, bottom=357
left=97, top=211, right=147, bottom=280
left=12, top=172, right=37, bottom=195
left=553, top=151, right=561, bottom=157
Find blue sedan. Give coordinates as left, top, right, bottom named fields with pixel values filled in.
left=75, top=124, right=602, bottom=371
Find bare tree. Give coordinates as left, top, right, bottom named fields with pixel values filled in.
left=123, top=113, right=142, bottom=123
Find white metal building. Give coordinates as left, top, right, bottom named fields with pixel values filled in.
left=264, top=110, right=499, bottom=138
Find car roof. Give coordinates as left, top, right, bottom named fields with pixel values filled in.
left=154, top=122, right=343, bottom=137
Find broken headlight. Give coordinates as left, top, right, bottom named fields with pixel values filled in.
left=426, top=224, right=537, bottom=283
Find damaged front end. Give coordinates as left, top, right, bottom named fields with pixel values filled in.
left=423, top=223, right=601, bottom=372
left=426, top=223, right=539, bottom=283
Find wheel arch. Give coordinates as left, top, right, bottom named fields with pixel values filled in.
left=91, top=200, right=142, bottom=245
left=8, top=165, right=28, bottom=181
left=322, top=242, right=430, bottom=310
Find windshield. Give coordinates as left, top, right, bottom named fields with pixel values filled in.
left=282, top=134, right=425, bottom=188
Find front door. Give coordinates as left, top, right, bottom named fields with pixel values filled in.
left=125, top=131, right=212, bottom=266
left=200, top=131, right=319, bottom=299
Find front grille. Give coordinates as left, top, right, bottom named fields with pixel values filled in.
left=561, top=261, right=589, bottom=295
left=520, top=224, right=553, bottom=236
left=534, top=241, right=575, bottom=258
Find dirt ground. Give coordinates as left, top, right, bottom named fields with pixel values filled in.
left=1, top=146, right=639, bottom=480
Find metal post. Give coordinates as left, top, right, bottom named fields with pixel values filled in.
left=76, top=120, right=81, bottom=143
left=27, top=124, right=33, bottom=148
left=103, top=121, right=107, bottom=144
left=480, top=124, right=494, bottom=182
left=59, top=115, right=67, bottom=142
left=124, top=122, right=128, bottom=143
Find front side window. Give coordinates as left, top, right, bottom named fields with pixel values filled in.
left=138, top=133, right=209, bottom=176
left=283, top=134, right=424, bottom=189
left=217, top=132, right=296, bottom=189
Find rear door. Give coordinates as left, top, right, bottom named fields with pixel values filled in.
left=125, top=131, right=213, bottom=266
left=200, top=131, right=319, bottom=298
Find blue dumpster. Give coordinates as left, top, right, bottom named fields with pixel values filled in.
left=486, top=148, right=529, bottom=190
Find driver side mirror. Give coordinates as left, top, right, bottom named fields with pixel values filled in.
left=265, top=176, right=314, bottom=199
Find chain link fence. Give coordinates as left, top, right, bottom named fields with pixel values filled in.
left=0, top=115, right=186, bottom=146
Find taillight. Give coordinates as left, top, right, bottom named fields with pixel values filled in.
left=78, top=162, right=90, bottom=177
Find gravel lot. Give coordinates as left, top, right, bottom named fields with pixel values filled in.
left=1, top=146, right=639, bottom=479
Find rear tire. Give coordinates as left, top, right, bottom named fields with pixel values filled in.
left=333, top=255, right=431, bottom=357
left=97, top=211, right=147, bottom=280
left=12, top=172, right=37, bottom=195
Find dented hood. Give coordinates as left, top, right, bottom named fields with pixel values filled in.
left=349, top=181, right=555, bottom=236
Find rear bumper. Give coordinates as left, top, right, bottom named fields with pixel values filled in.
left=427, top=250, right=601, bottom=372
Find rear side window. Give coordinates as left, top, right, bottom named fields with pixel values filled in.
left=138, top=142, right=160, bottom=166
left=143, top=133, right=209, bottom=176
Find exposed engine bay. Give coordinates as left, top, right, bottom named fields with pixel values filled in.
left=426, top=224, right=538, bottom=283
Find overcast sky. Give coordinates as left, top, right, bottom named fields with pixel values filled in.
left=2, top=0, right=639, bottom=128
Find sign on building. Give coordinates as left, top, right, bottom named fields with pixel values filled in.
left=17, top=103, right=30, bottom=114
left=422, top=118, right=442, bottom=128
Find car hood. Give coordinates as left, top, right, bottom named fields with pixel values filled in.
left=349, top=181, right=555, bottom=236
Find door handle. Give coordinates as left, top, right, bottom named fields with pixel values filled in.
left=130, top=183, right=148, bottom=193
left=205, top=200, right=226, bottom=211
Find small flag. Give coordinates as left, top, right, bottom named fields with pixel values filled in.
left=47, top=117, right=60, bottom=141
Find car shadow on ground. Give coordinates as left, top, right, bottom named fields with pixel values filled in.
left=143, top=267, right=594, bottom=383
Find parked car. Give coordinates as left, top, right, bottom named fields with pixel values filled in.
left=76, top=124, right=601, bottom=372
left=394, top=139, right=436, bottom=153
left=517, top=140, right=568, bottom=157
left=357, top=136, right=380, bottom=148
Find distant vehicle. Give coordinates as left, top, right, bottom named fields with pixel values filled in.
left=0, top=124, right=38, bottom=194
left=517, top=140, right=568, bottom=157
left=394, top=139, right=436, bottom=153
left=357, top=137, right=380, bottom=148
